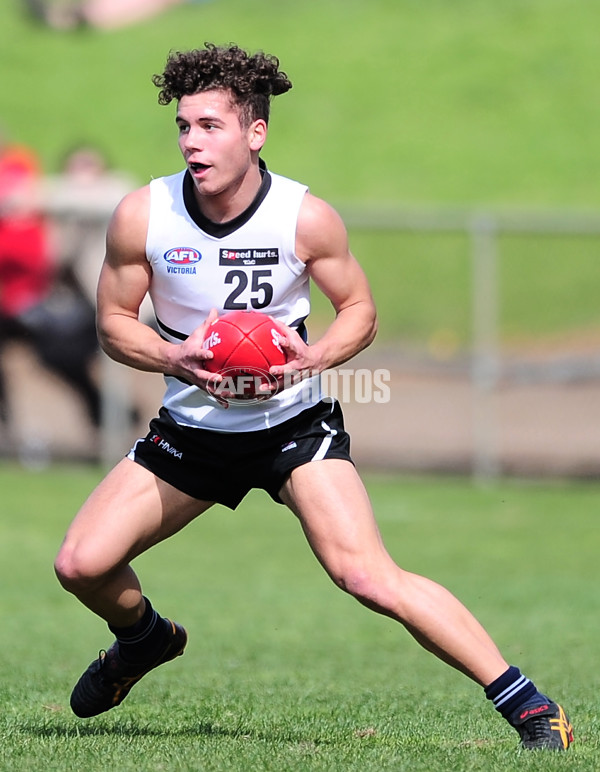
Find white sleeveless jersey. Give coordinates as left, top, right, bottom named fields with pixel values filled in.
left=145, top=167, right=322, bottom=432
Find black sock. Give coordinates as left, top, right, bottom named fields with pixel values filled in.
left=108, top=596, right=169, bottom=664
left=484, top=665, right=546, bottom=723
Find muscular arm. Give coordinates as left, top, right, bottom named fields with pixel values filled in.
left=97, top=187, right=215, bottom=385
left=274, top=193, right=377, bottom=376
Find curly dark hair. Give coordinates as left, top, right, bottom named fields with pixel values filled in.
left=152, top=43, right=292, bottom=126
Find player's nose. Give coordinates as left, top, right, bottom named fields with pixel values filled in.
left=181, top=126, right=203, bottom=151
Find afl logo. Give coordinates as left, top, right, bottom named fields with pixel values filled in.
left=164, top=247, right=202, bottom=265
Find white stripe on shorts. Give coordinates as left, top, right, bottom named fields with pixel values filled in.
left=127, top=438, right=144, bottom=460
left=311, top=420, right=338, bottom=462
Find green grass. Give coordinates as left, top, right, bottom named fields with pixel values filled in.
left=2, top=0, right=600, bottom=343
left=1, top=464, right=599, bottom=770
left=3, top=0, right=600, bottom=208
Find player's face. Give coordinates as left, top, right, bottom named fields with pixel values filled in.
left=176, top=90, right=266, bottom=202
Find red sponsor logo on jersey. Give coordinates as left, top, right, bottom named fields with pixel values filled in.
left=164, top=247, right=202, bottom=264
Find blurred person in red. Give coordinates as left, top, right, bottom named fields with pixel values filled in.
left=0, top=136, right=53, bottom=325
left=0, top=131, right=101, bottom=432
left=0, top=132, right=54, bottom=428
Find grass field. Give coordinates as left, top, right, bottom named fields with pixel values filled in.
left=1, top=464, right=599, bottom=770
left=1, top=6, right=598, bottom=766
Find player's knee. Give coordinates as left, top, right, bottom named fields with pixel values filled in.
left=334, top=565, right=378, bottom=603
left=332, top=563, right=398, bottom=614
left=54, top=544, right=105, bottom=594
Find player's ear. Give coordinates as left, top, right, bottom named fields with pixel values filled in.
left=248, top=119, right=267, bottom=151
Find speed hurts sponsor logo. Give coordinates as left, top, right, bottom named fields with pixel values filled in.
left=219, top=248, right=279, bottom=266
left=164, top=247, right=202, bottom=274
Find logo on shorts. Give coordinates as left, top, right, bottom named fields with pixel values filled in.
left=281, top=441, right=297, bottom=453
left=151, top=433, right=183, bottom=460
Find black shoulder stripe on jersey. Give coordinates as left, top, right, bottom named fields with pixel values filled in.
left=169, top=374, right=194, bottom=386
left=156, top=317, right=188, bottom=341
left=290, top=319, right=308, bottom=342
left=158, top=317, right=306, bottom=343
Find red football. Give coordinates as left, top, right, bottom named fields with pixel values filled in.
left=202, top=310, right=288, bottom=401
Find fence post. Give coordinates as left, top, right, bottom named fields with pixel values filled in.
left=470, top=214, right=501, bottom=481
left=99, top=352, right=133, bottom=469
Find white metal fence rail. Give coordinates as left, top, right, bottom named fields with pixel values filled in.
left=7, top=202, right=599, bottom=476
left=341, top=205, right=600, bottom=479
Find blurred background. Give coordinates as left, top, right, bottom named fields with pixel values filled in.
left=1, top=0, right=599, bottom=478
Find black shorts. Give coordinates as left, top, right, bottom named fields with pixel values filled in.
left=128, top=399, right=353, bottom=509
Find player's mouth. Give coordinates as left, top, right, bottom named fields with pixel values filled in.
left=189, top=162, right=211, bottom=176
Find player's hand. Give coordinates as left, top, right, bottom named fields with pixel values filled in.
left=164, top=309, right=229, bottom=406
left=266, top=322, right=320, bottom=391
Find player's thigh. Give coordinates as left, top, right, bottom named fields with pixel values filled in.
left=58, top=457, right=213, bottom=575
left=279, top=459, right=389, bottom=573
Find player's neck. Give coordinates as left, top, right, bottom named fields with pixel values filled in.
left=193, top=164, right=263, bottom=225
left=183, top=164, right=271, bottom=238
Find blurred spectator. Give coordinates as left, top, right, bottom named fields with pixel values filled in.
left=0, top=137, right=53, bottom=324
left=0, top=133, right=53, bottom=429
left=43, top=145, right=136, bottom=307
left=23, top=0, right=207, bottom=30
left=0, top=131, right=101, bottom=435
left=43, top=146, right=155, bottom=438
